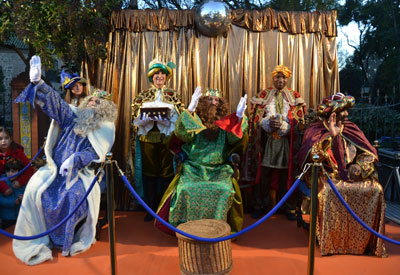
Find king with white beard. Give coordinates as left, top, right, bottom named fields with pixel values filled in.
left=13, top=56, right=117, bottom=265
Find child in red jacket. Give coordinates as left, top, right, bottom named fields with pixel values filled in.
left=0, top=127, right=34, bottom=196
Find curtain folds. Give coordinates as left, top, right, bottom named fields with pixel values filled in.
left=84, top=8, right=339, bottom=209
left=110, top=8, right=337, bottom=37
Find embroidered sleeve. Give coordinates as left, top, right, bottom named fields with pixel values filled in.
left=67, top=146, right=99, bottom=182
left=261, top=116, right=272, bottom=132
left=73, top=146, right=99, bottom=169
left=174, top=110, right=205, bottom=143
left=227, top=116, right=248, bottom=145
left=17, top=80, right=74, bottom=127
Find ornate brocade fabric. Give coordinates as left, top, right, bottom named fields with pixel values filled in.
left=131, top=86, right=184, bottom=118
left=169, top=111, right=248, bottom=226
left=316, top=175, right=386, bottom=257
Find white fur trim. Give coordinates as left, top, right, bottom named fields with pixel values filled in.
left=13, top=105, right=114, bottom=265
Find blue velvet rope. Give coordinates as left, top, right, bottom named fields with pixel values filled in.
left=0, top=173, right=99, bottom=240
left=0, top=147, right=44, bottom=182
left=120, top=170, right=301, bottom=242
left=326, top=175, right=400, bottom=246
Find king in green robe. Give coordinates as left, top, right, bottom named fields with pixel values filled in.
left=156, top=92, right=248, bottom=234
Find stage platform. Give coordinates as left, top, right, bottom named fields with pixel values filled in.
left=1, top=212, right=399, bottom=275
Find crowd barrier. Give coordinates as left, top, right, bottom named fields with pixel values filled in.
left=1, top=153, right=399, bottom=275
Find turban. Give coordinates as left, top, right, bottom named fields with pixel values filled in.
left=317, top=92, right=355, bottom=117
left=272, top=65, right=292, bottom=78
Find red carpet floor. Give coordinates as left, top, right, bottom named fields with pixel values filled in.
left=0, top=212, right=399, bottom=275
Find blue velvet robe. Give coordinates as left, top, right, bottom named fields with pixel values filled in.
left=18, top=81, right=98, bottom=254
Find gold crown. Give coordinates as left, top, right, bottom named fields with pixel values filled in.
left=92, top=88, right=113, bottom=101
left=204, top=88, right=222, bottom=98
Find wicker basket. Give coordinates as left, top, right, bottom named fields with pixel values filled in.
left=176, top=219, right=232, bottom=275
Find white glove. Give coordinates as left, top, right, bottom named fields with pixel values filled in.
left=187, top=86, right=203, bottom=112
left=153, top=114, right=170, bottom=127
left=137, top=113, right=152, bottom=126
left=236, top=94, right=247, bottom=118
left=29, top=55, right=42, bottom=83
left=59, top=155, right=75, bottom=177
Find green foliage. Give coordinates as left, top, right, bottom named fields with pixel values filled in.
left=340, top=62, right=363, bottom=98
left=268, top=0, right=339, bottom=11
left=338, top=0, right=400, bottom=99
left=0, top=0, right=123, bottom=71
left=138, top=0, right=340, bottom=11
left=0, top=1, right=13, bottom=41
left=348, top=103, right=400, bottom=141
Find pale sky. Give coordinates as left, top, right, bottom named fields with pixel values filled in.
left=338, top=21, right=360, bottom=55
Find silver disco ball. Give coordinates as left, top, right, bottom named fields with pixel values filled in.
left=194, top=0, right=231, bottom=37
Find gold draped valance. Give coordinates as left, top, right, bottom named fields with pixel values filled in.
left=85, top=8, right=339, bottom=209
left=110, top=8, right=337, bottom=37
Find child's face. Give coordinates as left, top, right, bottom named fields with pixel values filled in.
left=0, top=132, right=12, bottom=153
left=6, top=169, right=19, bottom=180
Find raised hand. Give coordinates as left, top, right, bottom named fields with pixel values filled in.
left=187, top=86, right=202, bottom=112
left=236, top=94, right=247, bottom=118
left=327, top=112, right=340, bottom=137
left=29, top=55, right=42, bottom=83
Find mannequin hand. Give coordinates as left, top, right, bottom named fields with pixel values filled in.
left=29, top=55, right=42, bottom=83
left=270, top=116, right=282, bottom=130
left=138, top=113, right=152, bottom=126
left=59, top=155, right=75, bottom=177
left=153, top=114, right=170, bottom=126
left=236, top=94, right=247, bottom=118
left=187, top=86, right=202, bottom=112
left=348, top=164, right=362, bottom=182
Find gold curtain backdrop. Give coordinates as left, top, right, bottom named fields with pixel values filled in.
left=83, top=8, right=339, bottom=209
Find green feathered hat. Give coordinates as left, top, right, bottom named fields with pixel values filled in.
left=147, top=59, right=176, bottom=83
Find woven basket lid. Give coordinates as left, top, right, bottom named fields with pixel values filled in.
left=176, top=219, right=231, bottom=242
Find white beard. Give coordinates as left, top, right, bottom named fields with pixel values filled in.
left=73, top=108, right=102, bottom=137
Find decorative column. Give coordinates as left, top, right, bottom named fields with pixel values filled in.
left=10, top=72, right=49, bottom=158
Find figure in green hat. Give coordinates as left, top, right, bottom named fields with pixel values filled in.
left=131, top=59, right=184, bottom=221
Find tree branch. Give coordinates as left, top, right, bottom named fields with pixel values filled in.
left=0, top=42, right=29, bottom=68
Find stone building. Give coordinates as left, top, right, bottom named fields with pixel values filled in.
left=0, top=37, right=28, bottom=130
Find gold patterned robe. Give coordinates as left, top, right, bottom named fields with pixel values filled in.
left=298, top=120, right=386, bottom=257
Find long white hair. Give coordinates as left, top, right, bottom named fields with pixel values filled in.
left=73, top=96, right=117, bottom=137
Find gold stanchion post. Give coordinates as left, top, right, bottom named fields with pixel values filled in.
left=105, top=152, right=117, bottom=275
left=307, top=154, right=321, bottom=275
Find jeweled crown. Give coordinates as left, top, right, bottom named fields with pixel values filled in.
left=92, top=88, right=113, bottom=101
left=204, top=88, right=222, bottom=98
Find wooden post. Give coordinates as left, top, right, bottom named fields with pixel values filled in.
left=10, top=72, right=49, bottom=158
